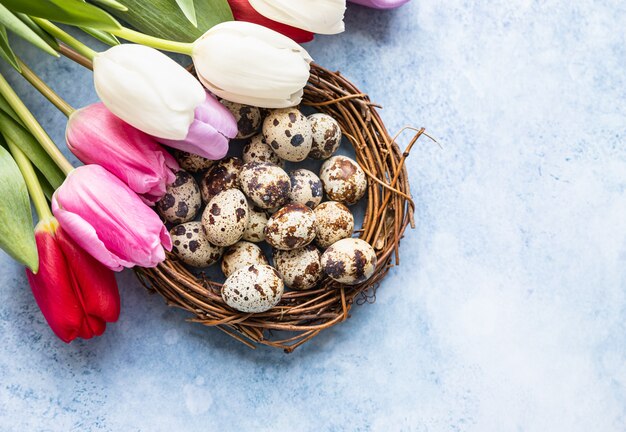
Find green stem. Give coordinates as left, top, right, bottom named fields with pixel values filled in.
left=0, top=73, right=74, bottom=175
left=16, top=57, right=74, bottom=118
left=7, top=140, right=53, bottom=221
left=111, top=26, right=194, bottom=55
left=32, top=18, right=97, bottom=61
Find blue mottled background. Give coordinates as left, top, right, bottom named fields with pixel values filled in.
left=2, top=1, right=626, bottom=430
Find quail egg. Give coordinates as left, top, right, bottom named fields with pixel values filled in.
left=273, top=245, right=322, bottom=290
left=242, top=134, right=285, bottom=168
left=202, top=189, right=249, bottom=247
left=156, top=170, right=202, bottom=224
left=239, top=162, right=291, bottom=209
left=264, top=203, right=316, bottom=250
left=221, top=241, right=269, bottom=278
left=172, top=150, right=215, bottom=173
left=243, top=205, right=269, bottom=243
left=308, top=113, right=342, bottom=160
left=321, top=238, right=377, bottom=285
left=221, top=100, right=262, bottom=139
left=319, top=156, right=367, bottom=205
left=314, top=201, right=355, bottom=249
left=288, top=169, right=323, bottom=209
left=221, top=265, right=284, bottom=313
left=200, top=157, right=243, bottom=203
left=263, top=108, right=312, bottom=162
left=170, top=222, right=223, bottom=268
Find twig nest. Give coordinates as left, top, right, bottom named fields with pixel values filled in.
left=220, top=100, right=262, bottom=139
left=221, top=265, right=284, bottom=313
left=273, top=244, right=323, bottom=290
left=221, top=241, right=269, bottom=278
left=263, top=108, right=312, bottom=162
left=321, top=238, right=377, bottom=285
left=319, top=156, right=367, bottom=205
left=170, top=222, right=223, bottom=268
left=242, top=204, right=269, bottom=243
left=308, top=113, right=342, bottom=160
left=264, top=203, right=316, bottom=250
left=314, top=201, right=355, bottom=249
left=239, top=162, right=291, bottom=209
left=157, top=170, right=202, bottom=224
left=202, top=189, right=249, bottom=247
left=200, top=157, right=243, bottom=203
left=288, top=169, right=323, bottom=209
left=173, top=150, right=215, bottom=173
left=243, top=134, right=285, bottom=168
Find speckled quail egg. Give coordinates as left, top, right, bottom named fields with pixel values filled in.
left=242, top=134, right=285, bottom=168
left=307, top=113, right=342, bottom=160
left=314, top=201, right=355, bottom=249
left=273, top=245, right=322, bottom=290
left=202, top=189, right=249, bottom=247
left=221, top=100, right=262, bottom=139
left=243, top=204, right=269, bottom=243
left=221, top=241, right=269, bottom=278
left=319, top=156, right=367, bottom=205
left=321, top=238, right=377, bottom=285
left=172, top=150, right=215, bottom=173
left=157, top=170, right=202, bottom=224
left=221, top=265, right=284, bottom=313
left=264, top=203, right=316, bottom=250
left=170, top=222, right=223, bottom=268
left=200, top=157, right=243, bottom=203
left=288, top=169, right=323, bottom=209
left=239, top=162, right=291, bottom=209
left=263, top=108, right=312, bottom=162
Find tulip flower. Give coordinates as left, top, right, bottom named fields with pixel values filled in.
left=66, top=103, right=179, bottom=205
left=52, top=165, right=172, bottom=271
left=348, top=0, right=410, bottom=9
left=192, top=22, right=313, bottom=108
left=248, top=0, right=346, bottom=34
left=27, top=217, right=120, bottom=343
left=227, top=0, right=315, bottom=43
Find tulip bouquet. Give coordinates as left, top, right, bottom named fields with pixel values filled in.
left=0, top=0, right=410, bottom=344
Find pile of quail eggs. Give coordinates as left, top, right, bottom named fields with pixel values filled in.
left=156, top=102, right=378, bottom=314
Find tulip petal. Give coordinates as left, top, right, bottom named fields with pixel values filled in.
left=348, top=0, right=410, bottom=9
left=249, top=0, right=345, bottom=34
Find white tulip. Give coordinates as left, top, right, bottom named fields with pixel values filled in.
left=93, top=44, right=205, bottom=140
left=192, top=22, right=312, bottom=109
left=249, top=0, right=346, bottom=34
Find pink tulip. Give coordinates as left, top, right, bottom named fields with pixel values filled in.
left=51, top=165, right=172, bottom=271
left=157, top=92, right=238, bottom=160
left=348, top=0, right=410, bottom=9
left=66, top=103, right=179, bottom=205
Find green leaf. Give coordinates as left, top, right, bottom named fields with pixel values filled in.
left=107, top=0, right=233, bottom=43
left=90, top=0, right=127, bottom=12
left=80, top=26, right=119, bottom=46
left=35, top=167, right=54, bottom=201
left=0, top=3, right=58, bottom=56
left=0, top=25, right=19, bottom=71
left=15, top=13, right=60, bottom=51
left=0, top=143, right=38, bottom=271
left=174, top=0, right=197, bottom=27
left=1, top=0, right=121, bottom=31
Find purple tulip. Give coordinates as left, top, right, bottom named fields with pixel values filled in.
left=348, top=0, right=410, bottom=9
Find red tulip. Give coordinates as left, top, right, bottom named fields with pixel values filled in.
left=227, top=0, right=315, bottom=43
left=26, top=217, right=120, bottom=343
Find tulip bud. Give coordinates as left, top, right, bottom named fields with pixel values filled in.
left=52, top=165, right=172, bottom=271
left=249, top=0, right=345, bottom=34
left=66, top=103, right=180, bottom=205
left=192, top=22, right=312, bottom=108
left=348, top=0, right=410, bottom=9
left=26, top=217, right=120, bottom=343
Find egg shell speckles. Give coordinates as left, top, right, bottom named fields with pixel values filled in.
left=243, top=205, right=269, bottom=243
left=263, top=108, right=312, bottom=162
left=221, top=265, right=284, bottom=313
left=243, top=134, right=285, bottom=168
left=221, top=241, right=269, bottom=278
left=319, top=156, right=367, bottom=205
left=200, top=157, right=243, bottom=203
left=221, top=100, right=262, bottom=139
left=264, top=203, right=316, bottom=250
left=308, top=113, right=342, bottom=160
left=201, top=189, right=249, bottom=247
left=321, top=238, right=377, bottom=285
left=288, top=169, right=323, bottom=209
left=157, top=170, right=202, bottom=224
left=314, top=201, right=355, bottom=249
left=239, top=162, right=291, bottom=209
left=173, top=150, right=215, bottom=173
left=170, top=222, right=223, bottom=268
left=273, top=245, right=322, bottom=290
